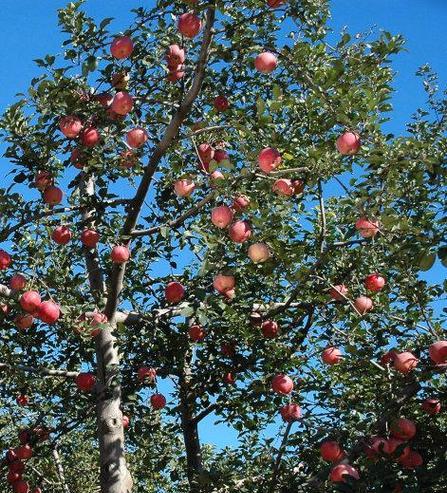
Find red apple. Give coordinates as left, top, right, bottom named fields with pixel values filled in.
left=211, top=205, right=234, bottom=228
left=224, top=372, right=236, bottom=385
left=111, top=245, right=130, bottom=263
left=43, top=186, right=63, bottom=205
left=336, top=131, right=361, bottom=155
left=214, top=149, right=229, bottom=163
left=10, top=274, right=26, bottom=291
left=429, top=340, right=447, bottom=364
left=391, top=418, right=416, bottom=441
left=9, top=461, right=25, bottom=474
left=213, top=274, right=235, bottom=298
left=81, top=229, right=100, bottom=248
left=383, top=437, right=409, bottom=457
left=126, top=127, right=148, bottom=148
left=70, top=148, right=85, bottom=169
left=0, top=249, right=11, bottom=270
left=380, top=349, right=398, bottom=366
left=258, top=147, right=281, bottom=173
left=15, top=314, right=34, bottom=330
left=329, top=284, right=348, bottom=301
left=221, top=342, right=236, bottom=357
left=329, top=464, right=359, bottom=483
left=261, top=320, right=279, bottom=338
left=34, top=170, right=53, bottom=191
left=421, top=398, right=441, bottom=415
left=16, top=394, right=29, bottom=406
left=138, top=367, right=157, bottom=382
left=364, top=273, right=386, bottom=292
left=255, top=52, right=278, bottom=73
left=393, top=351, right=418, bottom=374
left=320, top=441, right=345, bottom=462
left=122, top=415, right=130, bottom=429
left=214, top=95, right=229, bottom=111
left=120, top=150, right=138, bottom=169
left=80, top=127, right=100, bottom=147
left=59, top=115, right=82, bottom=139
left=248, top=243, right=270, bottom=263
left=267, top=0, right=286, bottom=8
left=209, top=170, right=225, bottom=186
left=272, top=178, right=294, bottom=196
left=167, top=67, right=185, bottom=82
left=76, top=372, right=96, bottom=392
left=229, top=220, right=252, bottom=243
left=51, top=225, right=72, bottom=245
left=93, top=92, right=113, bottom=108
left=165, top=281, right=185, bottom=304
left=174, top=179, right=195, bottom=197
left=150, top=393, right=166, bottom=410
left=7, top=471, right=22, bottom=484
left=198, top=143, right=215, bottom=172
left=178, top=13, right=202, bottom=38
left=111, top=91, right=133, bottom=115
left=6, top=449, right=19, bottom=463
left=271, top=374, right=294, bottom=395
left=322, top=347, right=342, bottom=365
left=355, top=217, right=380, bottom=238
left=188, top=324, right=206, bottom=342
left=20, top=291, right=41, bottom=313
left=12, top=480, right=30, bottom=493
left=15, top=445, right=33, bottom=460
left=354, top=296, right=373, bottom=315
left=37, top=300, right=61, bottom=324
left=398, top=450, right=423, bottom=469
left=232, top=195, right=250, bottom=211
left=364, top=436, right=387, bottom=459
left=279, top=403, right=301, bottom=422
left=110, top=36, right=134, bottom=59
left=166, top=44, right=185, bottom=66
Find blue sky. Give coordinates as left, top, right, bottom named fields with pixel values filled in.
left=1, top=1, right=446, bottom=448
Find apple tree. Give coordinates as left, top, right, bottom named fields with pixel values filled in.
left=0, top=0, right=446, bottom=492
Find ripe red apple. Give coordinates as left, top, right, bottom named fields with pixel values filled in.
left=258, top=147, right=281, bottom=173
left=122, top=415, right=130, bottom=429
left=329, top=284, right=348, bottom=301
left=150, top=393, right=166, bottom=410
left=16, top=394, right=29, bottom=406
left=336, top=131, right=361, bottom=155
left=429, top=340, right=447, bottom=364
left=18, top=429, right=30, bottom=445
left=59, top=115, right=82, bottom=139
left=166, top=44, right=185, bottom=66
left=254, top=52, right=278, bottom=73
left=174, top=179, right=195, bottom=197
left=51, top=225, right=72, bottom=245
left=272, top=179, right=294, bottom=196
left=221, top=342, right=236, bottom=357
left=383, top=437, right=409, bottom=457
left=126, top=127, right=148, bottom=148
left=320, top=441, right=345, bottom=462
left=10, top=274, right=26, bottom=291
left=354, top=296, right=373, bottom=315
left=9, top=461, right=25, bottom=474
left=76, top=372, right=96, bottom=392
left=15, top=314, right=34, bottom=330
left=248, top=243, right=270, bottom=263
left=43, top=186, right=63, bottom=205
left=93, top=92, right=113, bottom=108
left=37, top=300, right=61, bottom=324
left=188, top=324, right=206, bottom=342
left=120, top=150, right=138, bottom=169
left=20, top=291, right=41, bottom=313
left=398, top=450, right=423, bottom=469
left=261, top=320, right=279, bottom=338
left=329, top=464, right=359, bottom=483
left=81, top=312, right=108, bottom=338
left=32, top=489, right=42, bottom=493
left=110, top=36, right=134, bottom=59
left=380, top=349, right=398, bottom=366
left=111, top=91, right=133, bottom=115
left=198, top=143, right=215, bottom=172
left=364, top=273, right=386, bottom=292
left=279, top=403, right=301, bottom=422
left=178, top=12, right=202, bottom=38
left=80, top=127, right=100, bottom=147
left=138, top=367, right=157, bottom=382
left=167, top=66, right=185, bottom=82
left=7, top=471, right=22, bottom=484
left=209, top=170, right=225, bottom=186
left=165, top=281, right=185, bottom=304
left=15, top=445, right=33, bottom=460
left=211, top=205, right=234, bottom=228
left=393, top=351, right=418, bottom=374
left=6, top=449, right=19, bottom=462
left=111, top=245, right=130, bottom=263
left=213, top=274, right=235, bottom=298
left=391, top=418, right=416, bottom=441
left=364, top=436, right=387, bottom=459
left=81, top=229, right=100, bottom=248
left=355, top=217, right=380, bottom=238
left=421, top=398, right=441, bottom=415
left=12, top=480, right=30, bottom=493
left=322, top=347, right=342, bottom=365
left=34, top=170, right=53, bottom=191
left=70, top=148, right=85, bottom=169
left=229, top=220, right=252, bottom=243
left=267, top=0, right=286, bottom=8
left=224, top=372, right=236, bottom=385
left=214, top=95, right=229, bottom=111
left=232, top=195, right=250, bottom=212
left=0, top=249, right=11, bottom=270
left=271, top=374, right=294, bottom=395
left=214, top=149, right=229, bottom=163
